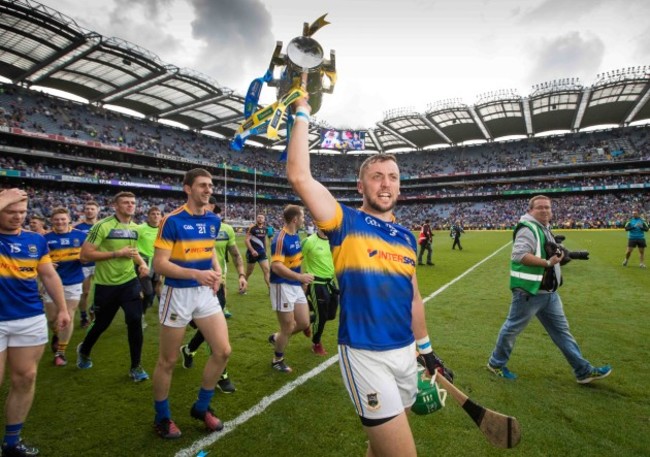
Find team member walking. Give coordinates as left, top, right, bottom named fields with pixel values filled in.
left=487, top=195, right=612, bottom=384
left=76, top=192, right=150, bottom=382
left=152, top=168, right=230, bottom=438
left=244, top=214, right=271, bottom=288
left=622, top=209, right=648, bottom=268
left=267, top=205, right=314, bottom=373
left=74, top=201, right=99, bottom=328
left=0, top=188, right=70, bottom=457
left=136, top=206, right=163, bottom=316
left=300, top=228, right=338, bottom=356
left=286, top=93, right=452, bottom=456
left=180, top=204, right=247, bottom=394
left=43, top=207, right=86, bottom=366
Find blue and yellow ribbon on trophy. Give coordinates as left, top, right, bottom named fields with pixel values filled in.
left=231, top=14, right=337, bottom=152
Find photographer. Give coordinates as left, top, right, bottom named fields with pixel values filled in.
left=487, top=195, right=612, bottom=384
left=450, top=221, right=464, bottom=250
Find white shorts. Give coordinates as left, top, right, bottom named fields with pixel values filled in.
left=338, top=342, right=418, bottom=420
left=82, top=266, right=95, bottom=278
left=43, top=282, right=83, bottom=303
left=159, top=285, right=221, bottom=328
left=0, top=315, right=48, bottom=351
left=270, top=283, right=307, bottom=312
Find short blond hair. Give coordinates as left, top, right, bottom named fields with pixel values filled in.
left=50, top=207, right=70, bottom=217
left=113, top=192, right=136, bottom=204
left=358, top=154, right=398, bottom=180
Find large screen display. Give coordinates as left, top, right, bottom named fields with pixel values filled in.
left=319, top=129, right=366, bottom=151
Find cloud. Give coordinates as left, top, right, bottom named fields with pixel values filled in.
left=518, top=0, right=605, bottom=24
left=71, top=0, right=185, bottom=61
left=111, top=0, right=174, bottom=19
left=633, top=26, right=650, bottom=61
left=109, top=0, right=182, bottom=54
left=525, top=32, right=605, bottom=86
left=188, top=0, right=274, bottom=89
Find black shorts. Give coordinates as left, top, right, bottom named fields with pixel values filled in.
left=628, top=239, right=647, bottom=248
left=306, top=280, right=339, bottom=320
left=246, top=250, right=268, bottom=264
left=217, top=283, right=226, bottom=308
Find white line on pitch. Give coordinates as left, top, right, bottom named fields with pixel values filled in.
left=174, top=357, right=339, bottom=457
left=422, top=241, right=511, bottom=303
left=175, top=241, right=511, bottom=457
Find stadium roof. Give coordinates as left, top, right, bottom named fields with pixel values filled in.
left=379, top=71, right=650, bottom=151
left=0, top=0, right=280, bottom=143
left=1, top=0, right=649, bottom=152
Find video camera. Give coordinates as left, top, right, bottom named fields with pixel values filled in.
left=544, top=235, right=589, bottom=265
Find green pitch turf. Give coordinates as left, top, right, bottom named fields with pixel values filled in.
left=3, top=230, right=648, bottom=456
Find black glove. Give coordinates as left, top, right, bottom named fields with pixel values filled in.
left=418, top=352, right=455, bottom=384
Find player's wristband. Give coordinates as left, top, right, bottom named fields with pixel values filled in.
left=295, top=112, right=310, bottom=124
left=295, top=106, right=310, bottom=117
left=239, top=274, right=246, bottom=278
left=416, top=336, right=433, bottom=354
left=112, top=251, right=117, bottom=259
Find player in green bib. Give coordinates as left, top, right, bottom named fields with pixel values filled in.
left=180, top=202, right=247, bottom=393
left=77, top=191, right=151, bottom=382
left=136, top=207, right=163, bottom=315
left=301, top=229, right=339, bottom=356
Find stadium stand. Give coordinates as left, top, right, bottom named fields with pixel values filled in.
left=1, top=83, right=649, bottom=230
left=0, top=0, right=648, bottom=234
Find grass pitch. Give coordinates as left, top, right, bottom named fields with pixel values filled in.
left=2, top=229, right=648, bottom=456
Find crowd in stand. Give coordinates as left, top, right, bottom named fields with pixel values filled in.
left=13, top=184, right=648, bottom=233
left=394, top=193, right=649, bottom=229
left=1, top=83, right=649, bottom=232
left=0, top=85, right=288, bottom=174
left=3, top=152, right=648, bottom=207
left=3, top=151, right=648, bottom=201
left=2, top=84, right=650, bottom=181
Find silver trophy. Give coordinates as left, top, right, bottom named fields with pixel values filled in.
left=267, top=14, right=336, bottom=114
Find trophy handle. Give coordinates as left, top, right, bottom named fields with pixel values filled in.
left=270, top=41, right=284, bottom=67
left=321, top=49, right=336, bottom=94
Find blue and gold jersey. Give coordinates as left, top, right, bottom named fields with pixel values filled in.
left=0, top=230, right=51, bottom=321
left=74, top=222, right=95, bottom=267
left=44, top=228, right=86, bottom=286
left=155, top=205, right=220, bottom=288
left=317, top=203, right=417, bottom=351
left=74, top=222, right=94, bottom=234
left=270, top=229, right=303, bottom=286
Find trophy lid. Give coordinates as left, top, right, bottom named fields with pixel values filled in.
left=287, top=36, right=324, bottom=71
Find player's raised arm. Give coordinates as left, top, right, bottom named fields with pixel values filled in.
left=286, top=94, right=337, bottom=223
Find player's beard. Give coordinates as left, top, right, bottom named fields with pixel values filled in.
left=365, top=194, right=397, bottom=214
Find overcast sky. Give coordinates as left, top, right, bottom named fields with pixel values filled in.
left=37, top=0, right=650, bottom=128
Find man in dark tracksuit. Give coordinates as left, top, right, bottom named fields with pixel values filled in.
left=301, top=229, right=339, bottom=356
left=451, top=222, right=464, bottom=250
